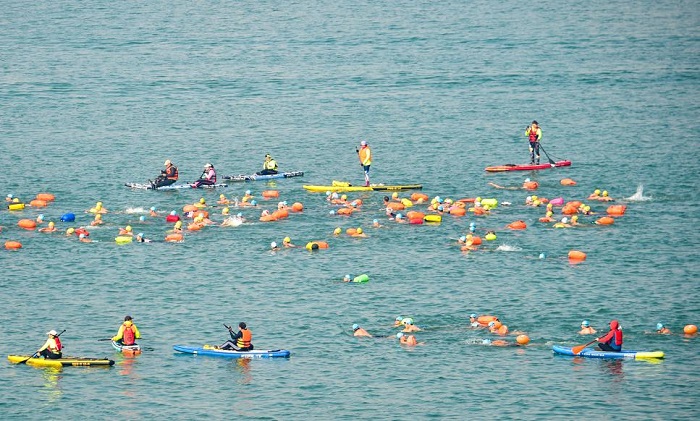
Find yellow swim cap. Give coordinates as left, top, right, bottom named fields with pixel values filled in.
left=175, top=221, right=183, bottom=228
left=572, top=215, right=579, bottom=222
left=66, top=228, right=75, bottom=235
left=283, top=237, right=291, bottom=243
left=242, top=197, right=248, bottom=202
left=200, top=197, right=206, bottom=204
left=222, top=207, right=230, bottom=215
left=125, top=225, right=132, bottom=232
left=219, top=194, right=225, bottom=199
left=594, top=189, right=600, bottom=195
left=341, top=195, right=347, bottom=200
left=95, top=214, right=101, bottom=220
left=356, top=228, right=363, bottom=234
left=392, top=192, right=398, bottom=198
left=333, top=227, right=341, bottom=235
left=602, top=190, right=608, bottom=197
left=546, top=211, right=553, bottom=217
left=48, top=221, right=55, bottom=227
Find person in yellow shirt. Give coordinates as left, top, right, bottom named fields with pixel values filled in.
left=525, top=120, right=542, bottom=164
left=257, top=154, right=278, bottom=175
left=357, top=141, right=372, bottom=186
left=112, top=316, right=141, bottom=346
left=35, top=329, right=63, bottom=359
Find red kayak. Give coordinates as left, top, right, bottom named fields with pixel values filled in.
left=485, top=160, right=572, bottom=172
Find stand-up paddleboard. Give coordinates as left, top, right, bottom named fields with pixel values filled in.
left=173, top=345, right=290, bottom=359
left=8, top=355, right=115, bottom=367
left=111, top=341, right=142, bottom=355
left=223, top=171, right=304, bottom=182
left=552, top=345, right=664, bottom=360
left=303, top=183, right=422, bottom=193
left=124, top=182, right=228, bottom=190
left=485, top=160, right=571, bottom=172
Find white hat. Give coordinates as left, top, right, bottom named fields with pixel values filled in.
left=204, top=163, right=212, bottom=168
left=46, top=330, right=58, bottom=336
left=360, top=141, right=367, bottom=146
left=164, top=159, right=171, bottom=166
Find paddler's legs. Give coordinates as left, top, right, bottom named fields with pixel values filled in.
left=363, top=165, right=370, bottom=186
left=219, top=340, right=237, bottom=350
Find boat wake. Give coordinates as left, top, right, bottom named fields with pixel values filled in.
left=625, top=184, right=651, bottom=202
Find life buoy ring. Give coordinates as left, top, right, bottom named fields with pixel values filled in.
left=36, top=193, right=55, bottom=202
left=5, top=241, right=22, bottom=250
left=507, top=220, right=527, bottom=230
left=165, top=233, right=184, bottom=243
left=18, top=219, right=37, bottom=230
left=568, top=250, right=587, bottom=261
left=30, top=199, right=48, bottom=208
left=262, top=190, right=280, bottom=198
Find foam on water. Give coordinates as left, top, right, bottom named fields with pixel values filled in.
left=625, top=184, right=652, bottom=202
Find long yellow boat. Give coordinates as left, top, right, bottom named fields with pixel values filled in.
left=8, top=355, right=115, bottom=368
left=303, top=182, right=422, bottom=193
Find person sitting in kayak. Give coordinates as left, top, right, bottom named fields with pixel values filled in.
left=656, top=323, right=671, bottom=334
left=596, top=319, right=623, bottom=352
left=257, top=154, right=279, bottom=175
left=353, top=324, right=372, bottom=337
left=35, top=329, right=63, bottom=359
left=220, top=322, right=254, bottom=351
left=579, top=320, right=597, bottom=335
left=112, top=316, right=141, bottom=346
left=192, top=163, right=217, bottom=188
left=525, top=120, right=542, bottom=164
left=151, top=159, right=179, bottom=189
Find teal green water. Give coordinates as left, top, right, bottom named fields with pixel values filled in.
left=1, top=0, right=698, bottom=419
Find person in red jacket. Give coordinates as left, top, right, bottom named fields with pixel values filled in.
left=597, top=319, right=623, bottom=352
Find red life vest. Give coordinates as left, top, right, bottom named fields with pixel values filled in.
left=53, top=336, right=63, bottom=353
left=123, top=325, right=136, bottom=345
left=166, top=165, right=179, bottom=181
left=237, top=329, right=252, bottom=348
left=75, top=228, right=89, bottom=237
left=528, top=127, right=539, bottom=142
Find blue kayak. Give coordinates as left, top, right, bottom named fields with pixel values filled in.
left=125, top=182, right=228, bottom=190
left=223, top=171, right=304, bottom=182
left=552, top=344, right=664, bottom=359
left=173, top=345, right=291, bottom=359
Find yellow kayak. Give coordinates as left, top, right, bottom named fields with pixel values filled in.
left=303, top=183, right=423, bottom=193
left=8, top=355, right=115, bottom=367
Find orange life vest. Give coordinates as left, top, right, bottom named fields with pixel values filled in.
left=237, top=329, right=252, bottom=348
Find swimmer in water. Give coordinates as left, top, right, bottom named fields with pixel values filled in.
left=401, top=318, right=422, bottom=333
left=282, top=237, right=297, bottom=248
left=579, top=320, right=597, bottom=335
left=352, top=324, right=372, bottom=337
left=656, top=323, right=671, bottom=335
left=396, top=332, right=423, bottom=346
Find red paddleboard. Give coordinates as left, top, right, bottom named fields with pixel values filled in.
left=485, top=160, right=572, bottom=172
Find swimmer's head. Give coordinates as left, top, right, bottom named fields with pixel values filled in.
left=392, top=192, right=398, bottom=199
left=482, top=339, right=492, bottom=345
left=270, top=242, right=277, bottom=249
left=331, top=192, right=339, bottom=199
left=175, top=221, right=183, bottom=228
left=395, top=213, right=403, bottom=220
left=66, top=228, right=75, bottom=235
left=329, top=210, right=335, bottom=215
left=602, top=190, right=608, bottom=197
left=396, top=332, right=404, bottom=339
left=581, top=320, right=590, bottom=327
left=170, top=210, right=176, bottom=216
left=356, top=228, right=363, bottom=234
left=150, top=206, right=156, bottom=211
left=594, top=189, right=600, bottom=195
left=222, top=207, right=230, bottom=215
left=283, top=237, right=291, bottom=244
left=469, top=313, right=477, bottom=319
left=344, top=274, right=351, bottom=281
left=488, top=321, right=495, bottom=327
left=656, top=323, right=664, bottom=330
left=79, top=233, right=85, bottom=239
left=48, top=221, right=55, bottom=227
left=352, top=324, right=359, bottom=331
left=139, top=216, right=146, bottom=222
left=333, top=227, right=341, bottom=235
left=459, top=236, right=466, bottom=242
left=250, top=200, right=257, bottom=206
left=245, top=190, right=251, bottom=195
left=219, top=194, right=225, bottom=199
left=561, top=217, right=568, bottom=224
left=199, top=198, right=206, bottom=204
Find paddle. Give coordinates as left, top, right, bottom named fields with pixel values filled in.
left=571, top=338, right=598, bottom=355
left=20, top=329, right=66, bottom=364
left=538, top=144, right=557, bottom=166
left=355, top=148, right=363, bottom=167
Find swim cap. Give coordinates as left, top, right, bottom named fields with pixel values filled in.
left=326, top=191, right=331, bottom=196
left=96, top=202, right=103, bottom=207
left=66, top=228, right=75, bottom=235
left=488, top=321, right=495, bottom=327
left=594, top=189, right=600, bottom=195
left=571, top=215, right=578, bottom=222
left=283, top=237, right=291, bottom=243
left=435, top=196, right=442, bottom=203
left=137, top=233, right=144, bottom=238
left=352, top=324, right=359, bottom=331
left=270, top=242, right=277, bottom=249
left=469, top=314, right=477, bottom=319
left=401, top=318, right=413, bottom=326
left=582, top=320, right=590, bottom=327
left=396, top=316, right=403, bottom=321
left=79, top=233, right=85, bottom=239
left=204, top=163, right=212, bottom=168
left=199, top=197, right=206, bottom=204
left=482, top=339, right=492, bottom=345
left=539, top=253, right=546, bottom=259
left=237, top=213, right=242, bottom=218
left=250, top=200, right=257, bottom=206
left=125, top=225, right=132, bottom=231
left=546, top=211, right=553, bottom=217
left=170, top=210, right=176, bottom=215
left=396, top=213, right=403, bottom=219
left=656, top=323, right=664, bottom=330
left=524, top=178, right=530, bottom=183
left=245, top=190, right=251, bottom=195
left=139, top=216, right=146, bottom=221
left=329, top=210, right=335, bottom=215
left=602, top=190, right=608, bottom=197
left=164, top=160, right=171, bottom=166
left=437, top=206, right=443, bottom=212
left=373, top=219, right=378, bottom=224
left=150, top=206, right=156, bottom=211
left=6, top=194, right=12, bottom=199
left=175, top=221, right=183, bottom=228
left=38, top=214, right=44, bottom=220
left=396, top=332, right=404, bottom=339
left=333, top=227, right=341, bottom=235
left=261, top=209, right=270, bottom=217
left=561, top=217, right=568, bottom=224
left=222, top=207, right=230, bottom=215
left=331, top=192, right=339, bottom=199
left=470, top=222, right=476, bottom=227
left=392, top=192, right=398, bottom=199
left=48, top=221, right=55, bottom=227
left=459, top=236, right=466, bottom=242
left=341, top=194, right=347, bottom=200
left=356, top=228, right=363, bottom=234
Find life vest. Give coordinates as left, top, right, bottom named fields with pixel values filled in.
left=359, top=146, right=372, bottom=165
left=75, top=228, right=90, bottom=237
left=264, top=159, right=278, bottom=171
left=237, top=328, right=252, bottom=348
left=123, top=324, right=136, bottom=345
left=166, top=165, right=179, bottom=180
left=528, top=127, right=540, bottom=142
left=51, top=337, right=62, bottom=353
left=208, top=169, right=217, bottom=183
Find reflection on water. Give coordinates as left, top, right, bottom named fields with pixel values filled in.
left=41, top=367, right=63, bottom=402
left=600, top=360, right=625, bottom=380
left=233, top=359, right=252, bottom=385
left=118, top=355, right=140, bottom=380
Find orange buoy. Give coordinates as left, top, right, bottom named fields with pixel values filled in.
left=560, top=178, right=577, bottom=186
left=337, top=207, right=353, bottom=215
left=386, top=202, right=405, bottom=211
left=458, top=198, right=476, bottom=203
left=450, top=207, right=466, bottom=216
left=259, top=214, right=278, bottom=222
left=18, top=219, right=37, bottom=230
left=683, top=324, right=698, bottom=335
left=562, top=205, right=578, bottom=215
left=275, top=209, right=289, bottom=219
left=182, top=204, right=198, bottom=213
left=516, top=334, right=530, bottom=345
left=607, top=205, right=627, bottom=216
left=5, top=241, right=22, bottom=250
left=477, top=315, right=498, bottom=325
left=291, top=202, right=304, bottom=212
left=568, top=250, right=587, bottom=261
left=470, top=236, right=482, bottom=245
left=313, top=241, right=329, bottom=249
left=406, top=211, right=425, bottom=220
left=30, top=199, right=48, bottom=208
left=165, top=233, right=183, bottom=242
left=346, top=228, right=357, bottom=236
left=194, top=210, right=209, bottom=219
left=507, top=220, right=527, bottom=230
left=523, top=181, right=539, bottom=190
left=262, top=190, right=280, bottom=198
left=36, top=193, right=56, bottom=202
left=497, top=325, right=509, bottom=336
left=410, top=192, right=429, bottom=203
left=595, top=216, right=615, bottom=225
left=187, top=223, right=203, bottom=231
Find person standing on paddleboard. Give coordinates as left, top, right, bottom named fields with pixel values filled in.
left=357, top=141, right=372, bottom=187
left=525, top=121, right=542, bottom=164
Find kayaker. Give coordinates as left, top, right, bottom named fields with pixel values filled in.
left=192, top=163, right=217, bottom=188
left=579, top=320, right=597, bottom=335
left=357, top=141, right=372, bottom=186
left=257, top=154, right=279, bottom=175
left=525, top=120, right=542, bottom=164
left=35, top=330, right=63, bottom=359
left=656, top=323, right=671, bottom=334
left=220, top=322, right=254, bottom=351
left=112, top=316, right=141, bottom=346
left=353, top=324, right=372, bottom=337
left=151, top=159, right=179, bottom=189
left=596, top=319, right=623, bottom=352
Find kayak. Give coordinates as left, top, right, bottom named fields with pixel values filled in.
left=173, top=345, right=291, bottom=359
left=223, top=171, right=304, bottom=182
left=485, top=160, right=572, bottom=172
left=552, top=345, right=664, bottom=360
left=8, top=355, right=115, bottom=367
left=111, top=340, right=142, bottom=355
left=303, top=184, right=423, bottom=193
left=124, top=182, right=228, bottom=190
